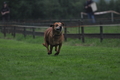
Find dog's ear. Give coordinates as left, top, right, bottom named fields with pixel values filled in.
left=61, top=22, right=64, bottom=26
left=50, top=25, right=54, bottom=27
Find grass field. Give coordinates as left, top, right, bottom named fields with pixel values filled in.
left=0, top=33, right=120, bottom=80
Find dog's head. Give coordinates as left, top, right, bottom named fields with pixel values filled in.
left=50, top=22, right=64, bottom=32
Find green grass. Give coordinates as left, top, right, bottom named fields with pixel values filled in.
left=0, top=33, right=120, bottom=80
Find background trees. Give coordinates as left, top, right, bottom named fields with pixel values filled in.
left=0, top=0, right=119, bottom=20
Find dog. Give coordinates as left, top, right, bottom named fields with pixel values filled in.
left=43, top=22, right=64, bottom=55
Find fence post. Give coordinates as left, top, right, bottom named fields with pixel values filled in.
left=78, top=20, right=81, bottom=40
left=23, top=27, right=26, bottom=38
left=111, top=12, right=114, bottom=22
left=64, top=27, right=67, bottom=41
left=13, top=26, right=16, bottom=38
left=100, top=22, right=103, bottom=42
left=3, top=26, right=6, bottom=37
left=0, top=26, right=2, bottom=32
left=32, top=28, right=35, bottom=39
left=81, top=22, right=85, bottom=43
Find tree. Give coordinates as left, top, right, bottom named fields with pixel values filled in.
left=98, top=0, right=108, bottom=11
left=115, top=0, right=120, bottom=12
left=108, top=0, right=115, bottom=10
left=0, top=0, right=118, bottom=20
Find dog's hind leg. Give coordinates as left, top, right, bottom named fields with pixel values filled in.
left=43, top=43, right=47, bottom=47
left=43, top=40, right=49, bottom=48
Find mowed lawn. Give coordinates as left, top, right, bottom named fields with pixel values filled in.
left=0, top=36, right=120, bottom=80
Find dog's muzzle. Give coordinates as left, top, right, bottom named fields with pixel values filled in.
left=56, top=26, right=62, bottom=32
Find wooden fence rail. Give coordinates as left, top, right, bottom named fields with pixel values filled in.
left=0, top=22, right=120, bottom=43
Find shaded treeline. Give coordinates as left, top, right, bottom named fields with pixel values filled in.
left=0, top=0, right=120, bottom=20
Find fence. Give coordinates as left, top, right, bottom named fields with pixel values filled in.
left=0, top=20, right=120, bottom=43
left=0, top=24, right=45, bottom=38
left=64, top=23, right=120, bottom=43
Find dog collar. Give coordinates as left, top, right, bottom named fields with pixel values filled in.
left=54, top=34, right=61, bottom=37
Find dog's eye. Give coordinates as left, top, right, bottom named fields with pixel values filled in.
left=56, top=24, right=58, bottom=27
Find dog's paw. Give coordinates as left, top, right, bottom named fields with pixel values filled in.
left=48, top=53, right=52, bottom=55
left=54, top=52, right=59, bottom=56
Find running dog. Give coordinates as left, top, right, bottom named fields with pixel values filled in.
left=43, top=22, right=64, bottom=55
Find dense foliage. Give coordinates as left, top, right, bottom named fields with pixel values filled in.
left=0, top=0, right=120, bottom=20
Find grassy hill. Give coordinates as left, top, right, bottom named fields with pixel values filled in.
left=0, top=34, right=120, bottom=80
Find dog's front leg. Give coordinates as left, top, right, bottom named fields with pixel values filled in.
left=55, top=45, right=57, bottom=51
left=48, top=45, right=53, bottom=55
left=54, top=44, right=62, bottom=55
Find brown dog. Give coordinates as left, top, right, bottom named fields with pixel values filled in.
left=43, top=22, right=64, bottom=55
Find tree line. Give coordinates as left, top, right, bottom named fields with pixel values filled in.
left=0, top=0, right=120, bottom=20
